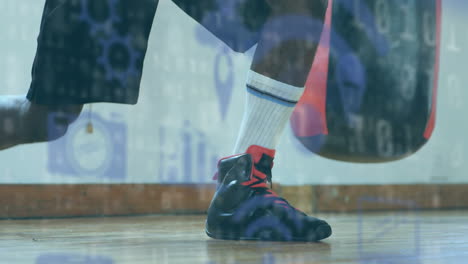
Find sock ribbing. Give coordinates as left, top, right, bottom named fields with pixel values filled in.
left=233, top=71, right=305, bottom=153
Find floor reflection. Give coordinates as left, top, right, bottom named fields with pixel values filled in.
left=1, top=213, right=468, bottom=263
left=205, top=239, right=331, bottom=264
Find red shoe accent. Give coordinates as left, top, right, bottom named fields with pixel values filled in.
left=213, top=145, right=281, bottom=198
left=241, top=145, right=281, bottom=198
left=214, top=145, right=276, bottom=183
left=245, top=145, right=276, bottom=164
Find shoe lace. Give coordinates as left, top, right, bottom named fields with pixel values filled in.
left=213, top=153, right=302, bottom=213
left=241, top=168, right=296, bottom=209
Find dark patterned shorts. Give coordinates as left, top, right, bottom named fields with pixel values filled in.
left=27, top=0, right=270, bottom=105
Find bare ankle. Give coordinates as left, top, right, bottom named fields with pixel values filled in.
left=0, top=96, right=83, bottom=150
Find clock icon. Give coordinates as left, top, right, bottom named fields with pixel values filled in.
left=65, top=117, right=113, bottom=176
left=47, top=111, right=127, bottom=179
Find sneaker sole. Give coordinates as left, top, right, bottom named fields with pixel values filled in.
left=205, top=223, right=332, bottom=242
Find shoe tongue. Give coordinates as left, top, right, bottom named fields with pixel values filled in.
left=246, top=145, right=275, bottom=182
left=245, top=145, right=275, bottom=163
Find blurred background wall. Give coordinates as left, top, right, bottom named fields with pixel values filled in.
left=0, top=0, right=466, bottom=187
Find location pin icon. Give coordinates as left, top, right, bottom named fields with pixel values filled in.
left=214, top=46, right=235, bottom=120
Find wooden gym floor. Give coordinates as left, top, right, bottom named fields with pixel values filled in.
left=1, top=211, right=467, bottom=264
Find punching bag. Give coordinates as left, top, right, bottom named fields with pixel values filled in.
left=291, top=0, right=441, bottom=162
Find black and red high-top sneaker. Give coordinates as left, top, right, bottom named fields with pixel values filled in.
left=205, top=145, right=332, bottom=241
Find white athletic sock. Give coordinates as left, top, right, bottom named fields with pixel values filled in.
left=233, top=70, right=305, bottom=154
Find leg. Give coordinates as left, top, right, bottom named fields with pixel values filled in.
left=235, top=0, right=328, bottom=152
left=252, top=0, right=328, bottom=85
left=0, top=96, right=82, bottom=150
left=206, top=0, right=332, bottom=241
left=0, top=0, right=158, bottom=150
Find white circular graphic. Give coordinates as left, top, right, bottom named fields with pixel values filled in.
left=65, top=117, right=113, bottom=176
